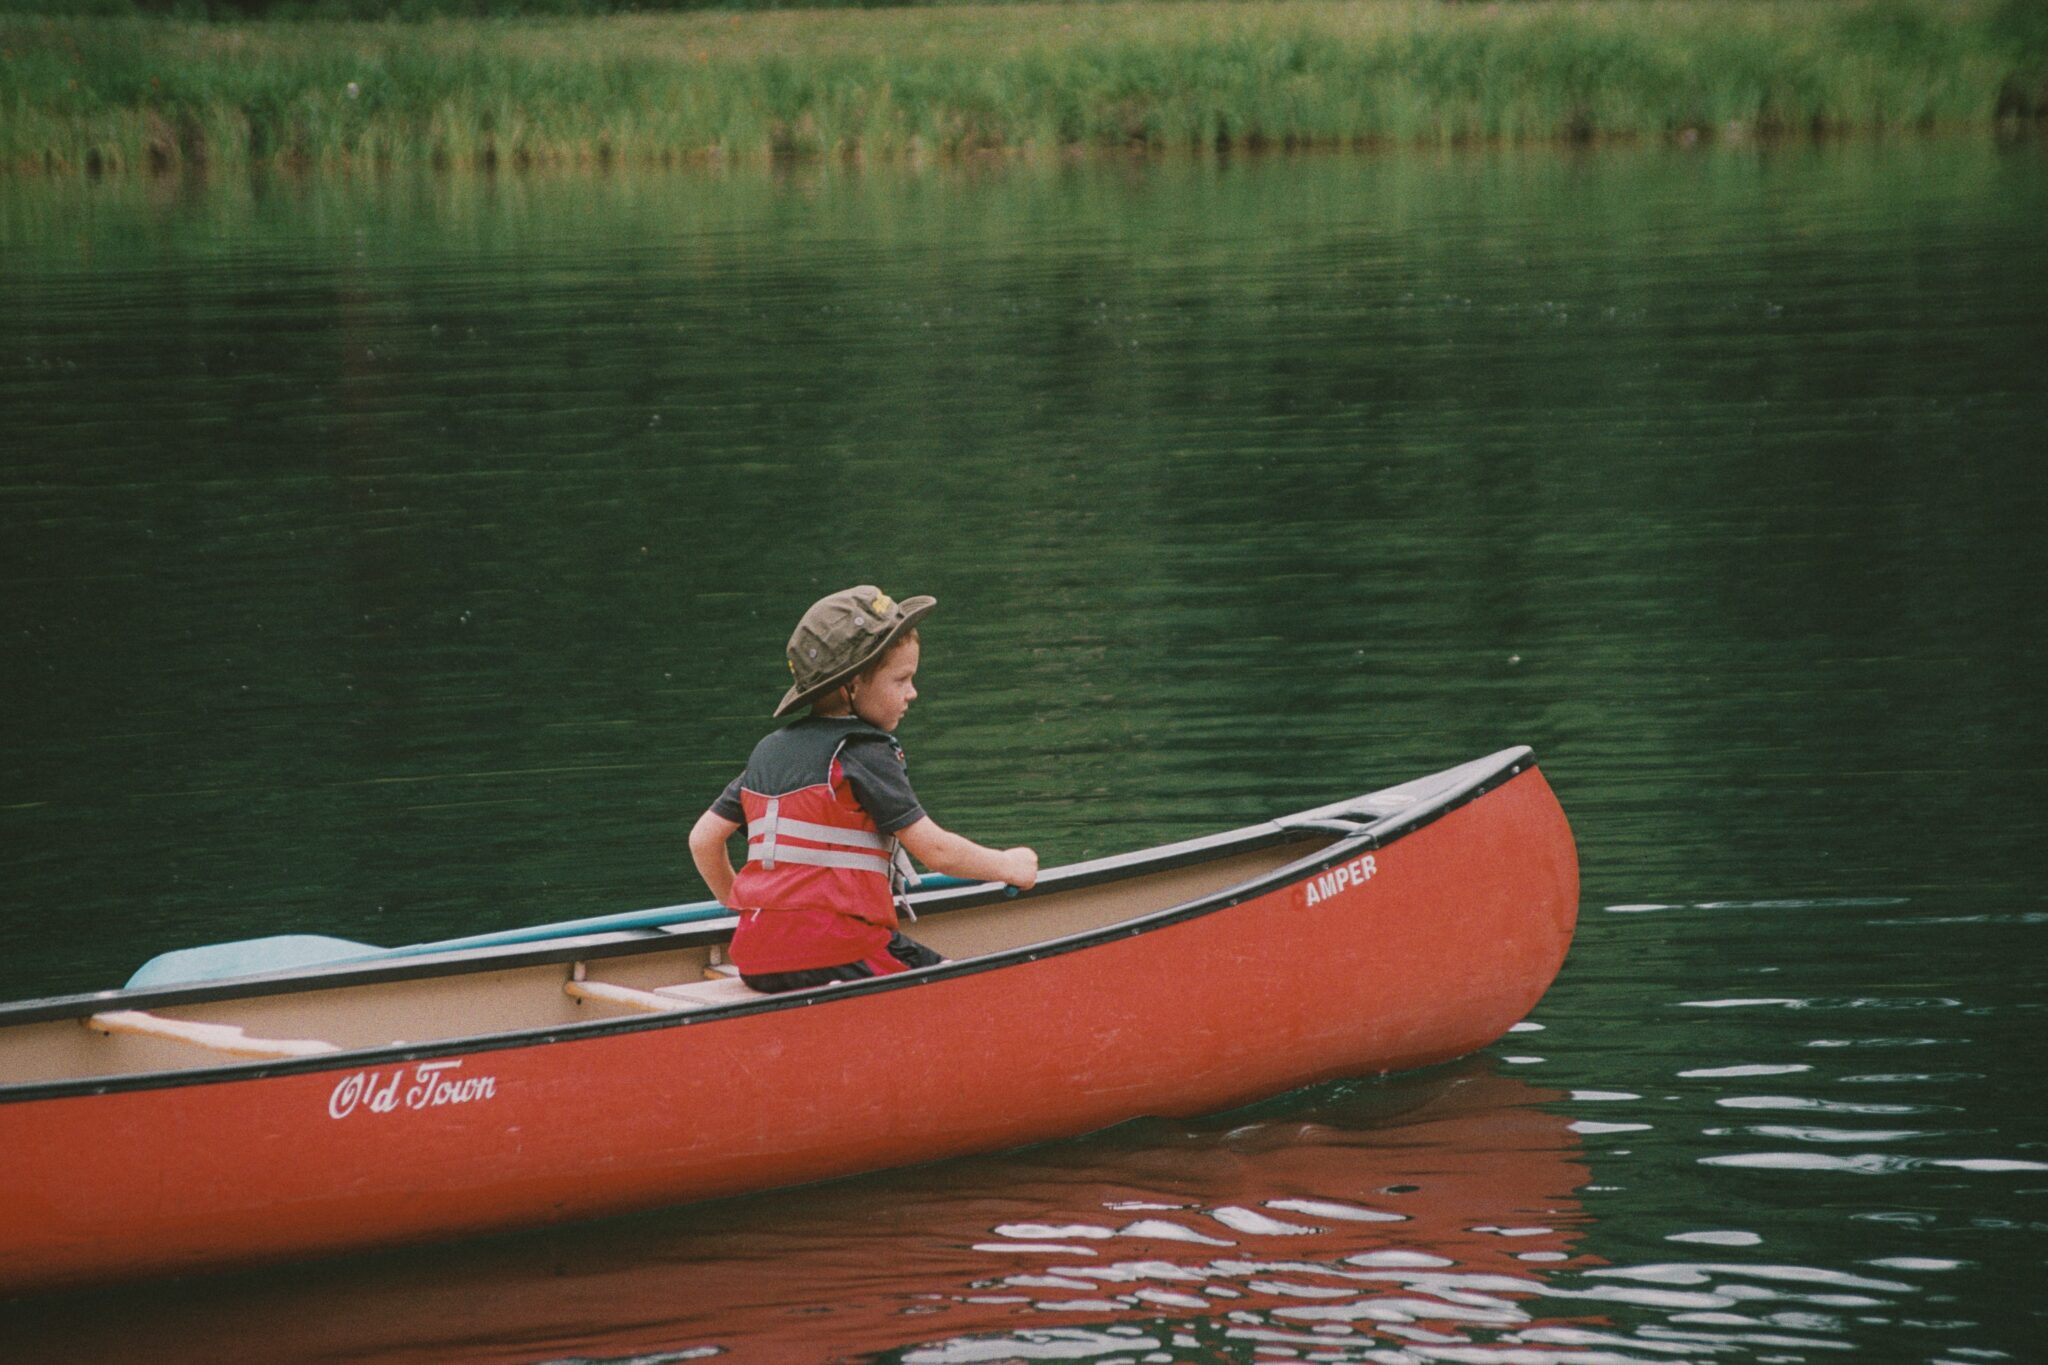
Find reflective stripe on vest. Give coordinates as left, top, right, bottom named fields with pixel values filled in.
left=748, top=814, right=888, bottom=854
left=748, top=844, right=893, bottom=876
left=745, top=785, right=892, bottom=877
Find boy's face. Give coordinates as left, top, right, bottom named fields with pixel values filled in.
left=853, top=637, right=919, bottom=733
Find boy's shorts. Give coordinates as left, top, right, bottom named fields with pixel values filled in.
left=740, top=932, right=944, bottom=995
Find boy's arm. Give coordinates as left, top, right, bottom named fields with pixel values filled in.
left=689, top=810, right=743, bottom=905
left=894, top=816, right=1037, bottom=890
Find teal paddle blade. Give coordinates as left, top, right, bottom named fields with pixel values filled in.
left=125, top=934, right=383, bottom=990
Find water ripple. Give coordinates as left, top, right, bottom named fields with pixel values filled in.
left=1266, top=1197, right=1404, bottom=1223
left=1678, top=1064, right=1810, bottom=1079
left=1735, top=1124, right=1925, bottom=1143
left=1588, top=1262, right=1915, bottom=1293
left=1715, top=1095, right=1928, bottom=1115
left=904, top=1327, right=1159, bottom=1363
left=1606, top=898, right=1908, bottom=914
left=1802, top=1036, right=1948, bottom=1049
left=1209, top=1205, right=1318, bottom=1236
left=1701, top=1152, right=2048, bottom=1175
left=1679, top=997, right=1963, bottom=1011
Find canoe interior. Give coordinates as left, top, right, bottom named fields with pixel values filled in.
left=0, top=833, right=1337, bottom=1090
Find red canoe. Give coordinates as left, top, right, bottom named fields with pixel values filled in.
left=0, top=747, right=1577, bottom=1295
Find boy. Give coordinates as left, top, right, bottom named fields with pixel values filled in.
left=688, top=586, right=1037, bottom=993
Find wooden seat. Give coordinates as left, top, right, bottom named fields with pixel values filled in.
left=655, top=977, right=763, bottom=1008
left=86, top=1010, right=339, bottom=1060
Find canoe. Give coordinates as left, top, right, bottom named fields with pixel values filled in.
left=0, top=747, right=1577, bottom=1295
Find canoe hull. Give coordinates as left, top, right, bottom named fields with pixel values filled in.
left=0, top=761, right=1576, bottom=1293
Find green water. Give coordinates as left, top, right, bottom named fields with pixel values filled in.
left=2, top=142, right=2045, bottom=1361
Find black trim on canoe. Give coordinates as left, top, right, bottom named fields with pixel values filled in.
left=0, top=749, right=1538, bottom=1104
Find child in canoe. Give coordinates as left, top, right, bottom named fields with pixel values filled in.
left=688, top=586, right=1038, bottom=993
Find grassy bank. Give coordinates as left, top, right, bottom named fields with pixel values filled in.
left=4, top=0, right=2045, bottom=174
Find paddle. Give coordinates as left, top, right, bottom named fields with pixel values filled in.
left=125, top=876, right=980, bottom=990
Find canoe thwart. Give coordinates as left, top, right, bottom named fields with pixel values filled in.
left=84, top=1010, right=340, bottom=1060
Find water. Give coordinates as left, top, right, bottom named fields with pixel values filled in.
left=2, top=139, right=2045, bottom=1361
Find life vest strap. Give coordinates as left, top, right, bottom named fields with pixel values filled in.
left=746, top=814, right=888, bottom=852
left=744, top=843, right=892, bottom=877
left=758, top=796, right=780, bottom=867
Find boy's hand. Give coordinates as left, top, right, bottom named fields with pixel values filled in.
left=897, top=818, right=1037, bottom=890
left=1003, top=847, right=1039, bottom=890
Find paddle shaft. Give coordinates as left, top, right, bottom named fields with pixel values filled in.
left=125, top=875, right=985, bottom=988
left=382, top=884, right=956, bottom=959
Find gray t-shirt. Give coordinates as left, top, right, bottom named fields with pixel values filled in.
left=712, top=722, right=925, bottom=835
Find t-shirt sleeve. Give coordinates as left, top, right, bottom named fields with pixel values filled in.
left=709, top=774, right=745, bottom=824
left=837, top=737, right=926, bottom=835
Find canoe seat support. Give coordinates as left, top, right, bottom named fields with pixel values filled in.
left=85, top=1010, right=340, bottom=1060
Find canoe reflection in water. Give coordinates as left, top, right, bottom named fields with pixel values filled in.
left=10, top=1064, right=1598, bottom=1364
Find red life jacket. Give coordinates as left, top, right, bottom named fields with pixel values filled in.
left=726, top=719, right=906, bottom=974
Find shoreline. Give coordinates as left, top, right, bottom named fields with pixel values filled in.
left=10, top=119, right=2040, bottom=190
left=5, top=0, right=2045, bottom=176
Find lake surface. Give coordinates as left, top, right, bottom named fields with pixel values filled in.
left=2, top=139, right=2045, bottom=1362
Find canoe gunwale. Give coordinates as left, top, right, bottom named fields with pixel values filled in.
left=0, top=746, right=1540, bottom=1105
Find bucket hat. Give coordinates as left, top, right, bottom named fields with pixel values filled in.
left=774, top=586, right=936, bottom=718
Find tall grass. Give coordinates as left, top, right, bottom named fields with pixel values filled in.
left=3, top=0, right=2044, bottom=175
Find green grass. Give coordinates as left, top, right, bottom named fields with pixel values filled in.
left=3, top=0, right=2044, bottom=174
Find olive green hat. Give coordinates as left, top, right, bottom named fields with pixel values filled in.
left=774, top=585, right=936, bottom=718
